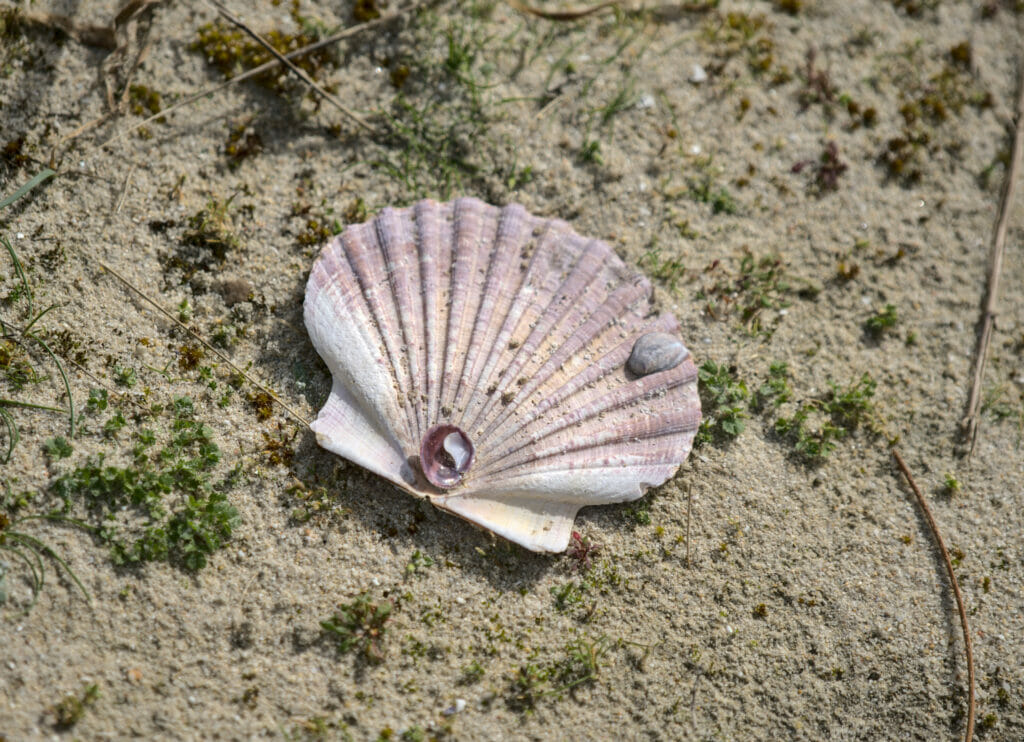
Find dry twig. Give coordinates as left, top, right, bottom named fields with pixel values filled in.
left=891, top=448, right=975, bottom=742
left=506, top=0, right=619, bottom=20
left=99, top=1, right=429, bottom=150
left=94, top=257, right=311, bottom=427
left=961, top=63, right=1024, bottom=456
left=205, top=0, right=374, bottom=134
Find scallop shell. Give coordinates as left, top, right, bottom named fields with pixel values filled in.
left=304, top=198, right=700, bottom=552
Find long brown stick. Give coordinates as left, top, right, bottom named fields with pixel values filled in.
left=961, top=62, right=1024, bottom=456
left=891, top=448, right=975, bottom=742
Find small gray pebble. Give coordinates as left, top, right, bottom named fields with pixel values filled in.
left=627, top=332, right=687, bottom=377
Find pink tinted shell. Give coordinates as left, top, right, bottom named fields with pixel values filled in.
left=304, top=198, right=701, bottom=552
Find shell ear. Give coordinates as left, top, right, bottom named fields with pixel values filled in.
left=432, top=494, right=578, bottom=553
left=311, top=382, right=417, bottom=490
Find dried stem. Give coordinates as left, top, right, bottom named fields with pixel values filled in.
left=100, top=1, right=431, bottom=150
left=205, top=0, right=374, bottom=134
left=961, top=62, right=1024, bottom=456
left=891, top=448, right=975, bottom=742
left=506, top=0, right=619, bottom=20
left=94, top=257, right=311, bottom=428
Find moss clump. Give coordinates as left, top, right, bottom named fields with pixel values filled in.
left=51, top=396, right=240, bottom=571
left=191, top=1, right=339, bottom=96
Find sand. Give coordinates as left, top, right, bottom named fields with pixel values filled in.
left=1, top=0, right=1022, bottom=739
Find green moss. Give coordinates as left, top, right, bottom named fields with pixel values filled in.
left=50, top=683, right=99, bottom=729
left=864, top=304, right=898, bottom=338
left=51, top=396, right=240, bottom=571
left=773, top=373, right=877, bottom=464
left=191, top=2, right=338, bottom=97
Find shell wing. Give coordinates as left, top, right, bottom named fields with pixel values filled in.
left=305, top=197, right=701, bottom=552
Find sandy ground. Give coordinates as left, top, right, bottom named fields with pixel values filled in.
left=1, top=0, right=1023, bottom=739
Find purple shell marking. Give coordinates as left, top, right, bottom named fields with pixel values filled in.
left=304, top=197, right=701, bottom=552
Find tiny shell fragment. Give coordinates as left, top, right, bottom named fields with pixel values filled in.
left=626, top=332, right=688, bottom=377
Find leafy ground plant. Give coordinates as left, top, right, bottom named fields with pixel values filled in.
left=51, top=396, right=240, bottom=571
left=772, top=372, right=878, bottom=463
left=695, top=360, right=749, bottom=446
left=321, top=592, right=393, bottom=663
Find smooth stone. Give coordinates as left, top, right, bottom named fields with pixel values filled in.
left=627, top=332, right=687, bottom=377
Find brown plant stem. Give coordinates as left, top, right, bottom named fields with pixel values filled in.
left=94, top=257, right=311, bottom=428
left=99, top=1, right=432, bottom=150
left=891, top=448, right=975, bottom=742
left=205, top=0, right=373, bottom=134
left=961, top=62, right=1024, bottom=456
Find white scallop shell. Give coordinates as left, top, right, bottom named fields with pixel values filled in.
left=304, top=198, right=700, bottom=552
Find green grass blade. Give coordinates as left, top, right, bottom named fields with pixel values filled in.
left=0, top=407, right=18, bottom=464
left=0, top=398, right=64, bottom=413
left=0, top=168, right=57, bottom=211
left=21, top=303, right=60, bottom=335
left=2, top=540, right=44, bottom=609
left=29, top=333, right=75, bottom=438
left=1, top=235, right=32, bottom=317
left=7, top=531, right=89, bottom=603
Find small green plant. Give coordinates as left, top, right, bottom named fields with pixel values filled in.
left=43, top=436, right=73, bottom=461
left=1, top=230, right=75, bottom=464
left=942, top=473, right=962, bottom=497
left=695, top=361, right=749, bottom=446
left=321, top=593, right=392, bottom=663
left=773, top=374, right=877, bottom=463
left=550, top=581, right=585, bottom=612
left=639, top=243, right=686, bottom=292
left=507, top=635, right=611, bottom=711
left=51, top=396, right=240, bottom=571
left=459, top=659, right=486, bottom=685
left=113, top=364, right=137, bottom=387
left=181, top=196, right=240, bottom=264
left=405, top=549, right=435, bottom=578
left=49, top=683, right=99, bottom=729
left=754, top=361, right=792, bottom=410
left=864, top=304, right=898, bottom=338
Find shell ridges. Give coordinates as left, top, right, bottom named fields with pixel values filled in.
left=304, top=198, right=701, bottom=552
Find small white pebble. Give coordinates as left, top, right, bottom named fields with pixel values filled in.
left=637, top=93, right=655, bottom=110
left=690, top=144, right=702, bottom=155
left=371, top=577, right=380, bottom=586
left=79, top=161, right=85, bottom=168
left=15, top=232, right=23, bottom=239
left=443, top=698, right=467, bottom=715
left=689, top=64, right=707, bottom=84
left=455, top=596, right=466, bottom=605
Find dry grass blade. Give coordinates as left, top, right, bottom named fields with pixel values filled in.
left=20, top=10, right=117, bottom=49
left=205, top=0, right=374, bottom=134
left=891, top=448, right=975, bottom=742
left=93, top=258, right=310, bottom=428
left=961, top=63, right=1024, bottom=456
left=506, top=0, right=619, bottom=20
left=99, top=1, right=429, bottom=150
